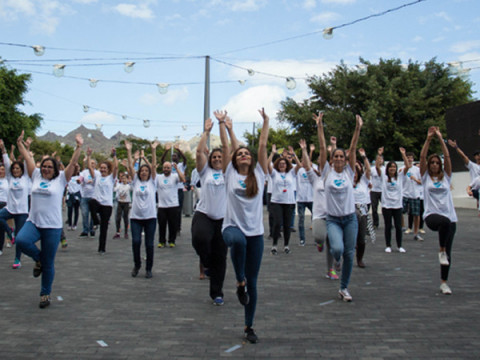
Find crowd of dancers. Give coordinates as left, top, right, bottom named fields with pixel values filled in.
left=0, top=108, right=476, bottom=343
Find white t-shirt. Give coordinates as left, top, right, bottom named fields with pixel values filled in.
left=172, top=162, right=186, bottom=190
left=28, top=168, right=67, bottom=228
left=156, top=173, right=180, bottom=208
left=130, top=175, right=157, bottom=220
left=270, top=168, right=296, bottom=204
left=381, top=172, right=405, bottom=209
left=3, top=154, right=29, bottom=214
left=0, top=176, right=8, bottom=203
left=353, top=174, right=370, bottom=205
left=401, top=165, right=421, bottom=199
left=466, top=161, right=480, bottom=181
left=196, top=164, right=226, bottom=220
left=470, top=175, right=480, bottom=191
left=296, top=168, right=313, bottom=203
left=115, top=182, right=132, bottom=203
left=323, top=164, right=355, bottom=217
left=371, top=165, right=385, bottom=192
left=422, top=172, right=457, bottom=222
left=307, top=169, right=326, bottom=220
left=67, top=176, right=82, bottom=194
left=222, top=162, right=266, bottom=236
left=79, top=168, right=99, bottom=198
left=266, top=173, right=273, bottom=194
left=93, top=173, right=115, bottom=206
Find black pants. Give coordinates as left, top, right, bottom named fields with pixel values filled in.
left=89, top=199, right=113, bottom=252
left=66, top=192, right=80, bottom=227
left=191, top=211, right=227, bottom=299
left=157, top=207, right=178, bottom=244
left=425, top=214, right=456, bottom=281
left=370, top=191, right=381, bottom=228
left=177, top=189, right=184, bottom=232
left=116, top=202, right=130, bottom=233
left=382, top=208, right=402, bottom=247
left=271, top=202, right=295, bottom=246
left=267, top=193, right=274, bottom=237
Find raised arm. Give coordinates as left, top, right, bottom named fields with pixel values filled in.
left=161, top=145, right=170, bottom=164
left=111, top=148, right=118, bottom=179
left=225, top=115, right=240, bottom=153
left=64, top=134, right=83, bottom=182
left=257, top=108, right=270, bottom=174
left=16, top=131, right=35, bottom=177
left=447, top=139, right=469, bottom=166
left=151, top=140, right=160, bottom=180
left=267, top=144, right=277, bottom=174
left=124, top=140, right=136, bottom=179
left=348, top=115, right=363, bottom=170
left=420, top=127, right=436, bottom=176
left=86, top=147, right=95, bottom=178
left=399, top=147, right=410, bottom=173
left=375, top=147, right=384, bottom=176
left=174, top=145, right=187, bottom=165
left=358, top=148, right=371, bottom=180
left=436, top=128, right=451, bottom=177
left=300, top=139, right=311, bottom=171
left=197, top=118, right=213, bottom=172
left=173, top=162, right=186, bottom=183
left=309, top=143, right=315, bottom=161
left=313, top=112, right=327, bottom=170
left=215, top=110, right=230, bottom=172
left=289, top=145, right=302, bottom=173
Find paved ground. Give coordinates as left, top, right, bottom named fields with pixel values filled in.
left=0, top=207, right=479, bottom=359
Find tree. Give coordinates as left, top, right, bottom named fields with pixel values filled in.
left=0, top=66, right=42, bottom=149
left=279, top=58, right=473, bottom=160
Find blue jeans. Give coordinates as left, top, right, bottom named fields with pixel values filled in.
left=131, top=218, right=157, bottom=271
left=16, top=221, right=62, bottom=296
left=326, top=214, right=358, bottom=290
left=223, top=226, right=263, bottom=328
left=0, top=208, right=28, bottom=260
left=80, top=197, right=93, bottom=234
left=297, top=202, right=313, bottom=241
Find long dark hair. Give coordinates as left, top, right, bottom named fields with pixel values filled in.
left=354, top=159, right=364, bottom=187
left=40, top=157, right=60, bottom=179
left=231, top=146, right=258, bottom=198
left=273, top=157, right=292, bottom=173
left=385, top=161, right=398, bottom=183
left=10, top=161, right=24, bottom=178
left=427, top=154, right=444, bottom=181
left=208, top=148, right=223, bottom=169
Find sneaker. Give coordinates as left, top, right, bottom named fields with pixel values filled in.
left=90, top=231, right=96, bottom=237
left=61, top=239, right=68, bottom=249
left=124, top=233, right=129, bottom=239
left=338, top=288, right=353, bottom=302
left=12, top=258, right=21, bottom=269
left=414, top=235, right=424, bottom=241
left=39, top=295, right=51, bottom=309
left=113, top=233, right=120, bottom=239
left=244, top=327, right=258, bottom=344
left=440, top=282, right=452, bottom=295
left=290, top=228, right=296, bottom=233
left=98, top=250, right=105, bottom=256
left=6, top=241, right=11, bottom=248
left=404, top=228, right=412, bottom=234
left=398, top=247, right=406, bottom=253
left=157, top=242, right=165, bottom=248
left=72, top=226, right=77, bottom=230
left=299, top=239, right=305, bottom=246
left=131, top=267, right=139, bottom=277
left=439, top=251, right=449, bottom=265
left=79, top=232, right=89, bottom=238
left=0, top=250, right=2, bottom=256
left=145, top=270, right=153, bottom=279
left=271, top=247, right=277, bottom=255
left=236, top=283, right=249, bottom=306
left=385, top=247, right=392, bottom=253
left=33, top=261, right=42, bottom=277
left=284, top=246, right=290, bottom=254
left=169, top=243, right=176, bottom=248
left=325, top=268, right=339, bottom=280
left=419, top=229, right=426, bottom=234
left=213, top=297, right=224, bottom=306
left=316, top=242, right=324, bottom=252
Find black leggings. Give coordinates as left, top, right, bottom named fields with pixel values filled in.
left=157, top=207, right=178, bottom=244
left=116, top=202, right=130, bottom=233
left=271, top=202, right=295, bottom=246
left=425, top=214, right=456, bottom=281
left=382, top=208, right=403, bottom=247
left=89, top=199, right=113, bottom=252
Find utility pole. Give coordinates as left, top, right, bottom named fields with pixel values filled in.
left=204, top=56, right=210, bottom=149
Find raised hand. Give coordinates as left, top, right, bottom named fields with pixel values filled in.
left=378, top=146, right=384, bottom=155
left=75, top=134, right=83, bottom=147
left=133, top=150, right=140, bottom=160
left=174, top=144, right=180, bottom=151
left=288, top=145, right=294, bottom=155
left=258, top=108, right=269, bottom=122
left=358, top=148, right=366, bottom=157
left=330, top=136, right=337, bottom=145
left=427, top=126, right=436, bottom=139
left=271, top=144, right=277, bottom=153
left=213, top=110, right=227, bottom=122
left=225, top=116, right=233, bottom=130
left=399, top=147, right=406, bottom=155
left=86, top=147, right=92, bottom=156
left=17, top=130, right=25, bottom=144
left=299, top=139, right=307, bottom=150
left=309, top=143, right=315, bottom=152
left=151, top=140, right=160, bottom=149
left=124, top=140, right=132, bottom=151
left=0, top=139, right=4, bottom=152
left=204, top=118, right=213, bottom=132
left=312, top=112, right=324, bottom=126
left=165, top=144, right=171, bottom=151
left=356, top=114, right=363, bottom=128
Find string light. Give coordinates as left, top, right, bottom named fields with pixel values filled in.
left=285, top=77, right=296, bottom=90
left=83, top=105, right=89, bottom=112
left=157, top=83, right=169, bottom=94
left=247, top=69, right=255, bottom=76
left=32, top=45, right=45, bottom=56
left=322, top=28, right=334, bottom=40
left=124, top=62, right=135, bottom=73
left=89, top=79, right=98, bottom=88
left=53, top=64, right=65, bottom=77
left=143, top=119, right=151, bottom=128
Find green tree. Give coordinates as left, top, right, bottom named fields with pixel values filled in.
left=0, top=66, right=42, bottom=149
left=279, top=58, right=473, bottom=160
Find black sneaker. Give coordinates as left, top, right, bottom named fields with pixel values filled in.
left=79, top=232, right=88, bottom=238
left=131, top=267, right=139, bottom=277
left=39, top=295, right=51, bottom=309
left=90, top=231, right=96, bottom=237
left=236, top=283, right=249, bottom=306
left=33, top=261, right=42, bottom=278
left=145, top=270, right=153, bottom=279
left=244, top=327, right=258, bottom=344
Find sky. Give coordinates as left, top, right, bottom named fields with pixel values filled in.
left=0, top=0, right=479, bottom=143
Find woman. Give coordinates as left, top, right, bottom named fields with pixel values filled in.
left=0, top=160, right=8, bottom=255
left=113, top=172, right=132, bottom=239
left=299, top=139, right=338, bottom=280
left=88, top=148, right=118, bottom=254
left=125, top=140, right=158, bottom=279
left=221, top=108, right=269, bottom=343
left=66, top=164, right=81, bottom=231
left=316, top=112, right=362, bottom=302
left=15, top=132, right=83, bottom=308
left=268, top=144, right=297, bottom=255
left=353, top=148, right=371, bottom=268
left=0, top=139, right=29, bottom=269
left=420, top=126, right=457, bottom=295
left=191, top=111, right=233, bottom=305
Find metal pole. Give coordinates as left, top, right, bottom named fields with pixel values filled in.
left=252, top=122, right=256, bottom=147
left=204, top=56, right=210, bottom=149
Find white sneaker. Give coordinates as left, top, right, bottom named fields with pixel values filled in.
left=398, top=247, right=406, bottom=253
left=6, top=242, right=11, bottom=248
left=404, top=228, right=412, bottom=234
left=0, top=250, right=3, bottom=256
left=414, top=234, right=424, bottom=241
left=385, top=247, right=392, bottom=253
left=439, top=251, right=449, bottom=265
left=419, top=229, right=425, bottom=234
left=338, top=288, right=353, bottom=302
left=440, top=283, right=452, bottom=295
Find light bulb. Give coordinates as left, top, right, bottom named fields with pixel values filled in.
left=182, top=125, right=187, bottom=131
left=247, top=69, right=255, bottom=76
left=356, top=65, right=367, bottom=75
left=143, top=119, right=151, bottom=128
left=157, top=83, right=169, bottom=95
left=32, top=45, right=45, bottom=56
left=83, top=105, right=89, bottom=113
left=447, top=62, right=461, bottom=76
left=400, top=64, right=408, bottom=72
left=89, top=79, right=98, bottom=88
left=124, top=62, right=135, bottom=73
left=122, top=115, right=127, bottom=120
left=53, top=64, right=65, bottom=77
left=323, top=27, right=334, bottom=40
left=238, top=80, right=246, bottom=85
left=286, top=77, right=296, bottom=90
left=95, top=124, right=102, bottom=130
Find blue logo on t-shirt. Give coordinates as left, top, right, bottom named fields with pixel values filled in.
left=433, top=181, right=442, bottom=188
left=238, top=180, right=246, bottom=189
left=13, top=181, right=19, bottom=187
left=407, top=172, right=411, bottom=178
left=302, top=173, right=307, bottom=179
left=334, top=179, right=345, bottom=187
left=39, top=181, right=50, bottom=189
left=213, top=173, right=221, bottom=180
left=163, top=179, right=169, bottom=185
left=140, top=186, right=146, bottom=192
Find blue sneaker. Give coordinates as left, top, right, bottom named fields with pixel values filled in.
left=213, top=297, right=224, bottom=306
